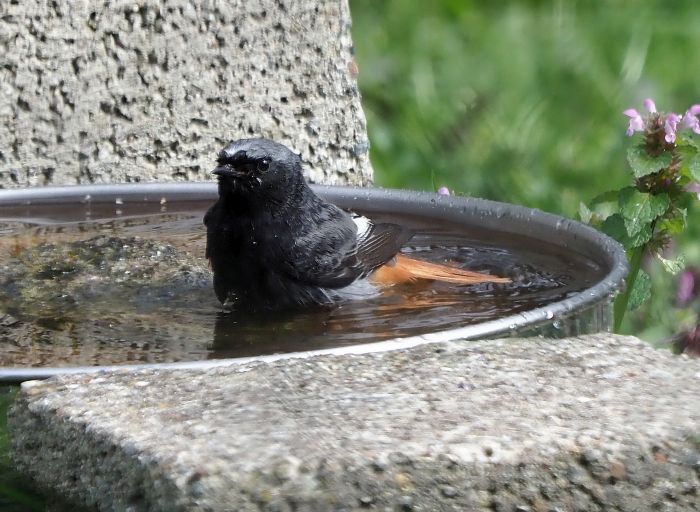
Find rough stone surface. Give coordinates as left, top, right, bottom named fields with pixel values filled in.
left=9, top=334, right=700, bottom=511
left=0, top=0, right=371, bottom=188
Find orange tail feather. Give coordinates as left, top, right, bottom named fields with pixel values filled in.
left=371, top=254, right=510, bottom=286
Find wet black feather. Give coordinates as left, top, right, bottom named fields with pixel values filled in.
left=204, top=138, right=413, bottom=311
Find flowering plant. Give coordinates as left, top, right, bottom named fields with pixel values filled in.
left=581, top=99, right=700, bottom=331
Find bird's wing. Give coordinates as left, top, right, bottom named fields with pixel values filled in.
left=352, top=214, right=413, bottom=272
left=273, top=210, right=412, bottom=289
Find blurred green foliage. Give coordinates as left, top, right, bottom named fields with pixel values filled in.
left=350, top=0, right=700, bottom=340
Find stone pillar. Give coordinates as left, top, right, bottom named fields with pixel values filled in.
left=0, top=0, right=372, bottom=188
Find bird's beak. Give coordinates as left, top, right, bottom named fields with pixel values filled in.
left=212, top=165, right=236, bottom=177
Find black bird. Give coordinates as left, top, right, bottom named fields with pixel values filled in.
left=204, top=138, right=508, bottom=311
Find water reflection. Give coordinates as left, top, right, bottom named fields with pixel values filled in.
left=0, top=204, right=603, bottom=368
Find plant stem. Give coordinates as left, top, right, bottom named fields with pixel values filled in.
left=613, top=246, right=644, bottom=332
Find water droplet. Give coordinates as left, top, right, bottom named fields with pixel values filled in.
left=115, top=197, right=124, bottom=205
left=545, top=310, right=554, bottom=319
left=552, top=320, right=562, bottom=329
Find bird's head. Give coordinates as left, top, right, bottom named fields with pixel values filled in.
left=212, top=138, right=305, bottom=204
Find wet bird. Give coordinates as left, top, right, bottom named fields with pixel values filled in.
left=204, top=138, right=509, bottom=311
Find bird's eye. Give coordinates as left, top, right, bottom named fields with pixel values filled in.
left=258, top=159, right=270, bottom=171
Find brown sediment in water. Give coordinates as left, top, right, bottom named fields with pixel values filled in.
left=0, top=208, right=603, bottom=368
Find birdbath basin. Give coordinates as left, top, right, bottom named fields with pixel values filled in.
left=0, top=183, right=628, bottom=382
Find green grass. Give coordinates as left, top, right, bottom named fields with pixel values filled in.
left=351, top=0, right=700, bottom=340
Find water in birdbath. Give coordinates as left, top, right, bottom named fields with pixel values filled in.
left=0, top=197, right=604, bottom=368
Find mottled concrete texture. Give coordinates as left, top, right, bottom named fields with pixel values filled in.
left=10, top=335, right=700, bottom=511
left=0, top=0, right=372, bottom=188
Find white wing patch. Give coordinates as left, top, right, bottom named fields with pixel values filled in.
left=351, top=214, right=372, bottom=243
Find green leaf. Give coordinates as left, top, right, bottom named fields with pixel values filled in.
left=600, top=213, right=632, bottom=248
left=657, top=207, right=687, bottom=235
left=626, top=145, right=673, bottom=178
left=677, top=143, right=700, bottom=182
left=627, top=268, right=651, bottom=311
left=627, top=223, right=653, bottom=248
left=589, top=189, right=621, bottom=206
left=600, top=211, right=653, bottom=249
left=578, top=202, right=593, bottom=224
left=656, top=253, right=685, bottom=275
left=618, top=188, right=669, bottom=237
left=687, top=136, right=700, bottom=152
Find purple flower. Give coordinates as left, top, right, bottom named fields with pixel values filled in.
left=664, top=113, right=681, bottom=143
left=623, top=99, right=700, bottom=142
left=643, top=98, right=657, bottom=113
left=623, top=98, right=657, bottom=136
left=677, top=266, right=699, bottom=307
left=688, top=181, right=700, bottom=201
left=681, top=104, right=700, bottom=135
left=623, top=108, right=645, bottom=136
left=437, top=186, right=450, bottom=196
